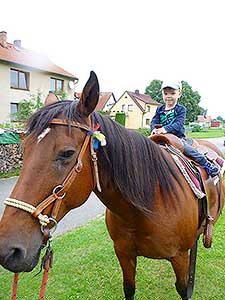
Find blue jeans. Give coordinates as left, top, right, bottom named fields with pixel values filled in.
left=181, top=138, right=207, bottom=166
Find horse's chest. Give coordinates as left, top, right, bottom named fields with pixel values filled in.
left=135, top=234, right=178, bottom=258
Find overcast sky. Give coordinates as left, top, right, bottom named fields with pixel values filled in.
left=1, top=0, right=224, bottom=118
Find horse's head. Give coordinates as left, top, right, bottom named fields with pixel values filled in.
left=0, top=71, right=100, bottom=272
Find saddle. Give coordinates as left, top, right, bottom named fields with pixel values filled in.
left=150, top=133, right=224, bottom=178
left=150, top=133, right=225, bottom=248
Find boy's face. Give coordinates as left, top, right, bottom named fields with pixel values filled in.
left=162, top=88, right=181, bottom=108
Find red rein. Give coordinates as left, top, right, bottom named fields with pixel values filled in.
left=39, top=257, right=51, bottom=300
left=12, top=273, right=18, bottom=300
left=11, top=255, right=52, bottom=300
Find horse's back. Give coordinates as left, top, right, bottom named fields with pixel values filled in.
left=195, top=139, right=224, bottom=158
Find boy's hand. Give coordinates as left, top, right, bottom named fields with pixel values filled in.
left=151, top=127, right=167, bottom=135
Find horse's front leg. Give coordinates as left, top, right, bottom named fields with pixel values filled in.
left=114, top=247, right=137, bottom=300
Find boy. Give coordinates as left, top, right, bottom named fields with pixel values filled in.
left=150, top=80, right=219, bottom=177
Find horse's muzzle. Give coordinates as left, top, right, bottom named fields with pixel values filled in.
left=0, top=243, right=41, bottom=272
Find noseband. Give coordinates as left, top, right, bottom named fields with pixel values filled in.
left=4, top=118, right=103, bottom=236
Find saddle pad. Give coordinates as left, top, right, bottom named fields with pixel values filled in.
left=166, top=145, right=206, bottom=199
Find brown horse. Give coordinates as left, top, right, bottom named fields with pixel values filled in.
left=0, top=71, right=224, bottom=300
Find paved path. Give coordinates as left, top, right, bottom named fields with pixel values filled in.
left=0, top=177, right=105, bottom=236
left=0, top=137, right=224, bottom=236
left=204, top=137, right=225, bottom=154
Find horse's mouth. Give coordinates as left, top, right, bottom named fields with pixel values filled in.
left=1, top=246, right=42, bottom=273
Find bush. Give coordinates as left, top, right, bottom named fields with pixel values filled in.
left=12, top=91, right=43, bottom=123
left=191, top=124, right=202, bottom=132
left=96, top=110, right=109, bottom=116
left=115, top=112, right=126, bottom=126
left=135, top=128, right=150, bottom=137
left=55, top=90, right=68, bottom=100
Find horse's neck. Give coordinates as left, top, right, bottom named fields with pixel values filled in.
left=94, top=160, right=138, bottom=219
left=94, top=188, right=139, bottom=221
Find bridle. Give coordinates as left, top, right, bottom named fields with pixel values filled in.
left=5, top=118, right=102, bottom=238
left=4, top=117, right=103, bottom=299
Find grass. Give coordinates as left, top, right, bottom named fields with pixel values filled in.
left=0, top=167, right=21, bottom=179
left=187, top=128, right=224, bottom=139
left=136, top=127, right=224, bottom=139
left=0, top=212, right=224, bottom=300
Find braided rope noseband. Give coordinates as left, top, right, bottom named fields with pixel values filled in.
left=4, top=198, right=50, bottom=226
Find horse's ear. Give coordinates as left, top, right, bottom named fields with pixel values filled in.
left=76, top=71, right=99, bottom=117
left=44, top=92, right=59, bottom=106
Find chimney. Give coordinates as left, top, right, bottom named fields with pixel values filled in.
left=0, top=31, right=7, bottom=48
left=135, top=89, right=139, bottom=94
left=14, top=40, right=22, bottom=49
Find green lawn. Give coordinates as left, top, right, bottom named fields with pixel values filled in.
left=0, top=212, right=224, bottom=300
left=187, top=128, right=224, bottom=139
left=0, top=167, right=21, bottom=179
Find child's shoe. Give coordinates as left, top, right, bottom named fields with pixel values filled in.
left=201, top=161, right=219, bottom=177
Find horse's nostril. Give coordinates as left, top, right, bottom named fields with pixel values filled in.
left=11, top=247, right=26, bottom=260
left=6, top=247, right=26, bottom=264
left=0, top=245, right=28, bottom=272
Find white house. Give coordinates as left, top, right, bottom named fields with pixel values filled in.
left=0, top=31, right=78, bottom=123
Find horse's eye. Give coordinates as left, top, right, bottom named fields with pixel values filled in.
left=63, top=150, right=75, bottom=158
left=57, top=149, right=75, bottom=161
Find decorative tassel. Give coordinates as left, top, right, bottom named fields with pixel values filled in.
left=88, top=124, right=106, bottom=150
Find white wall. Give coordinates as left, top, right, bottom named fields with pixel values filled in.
left=0, top=62, right=75, bottom=123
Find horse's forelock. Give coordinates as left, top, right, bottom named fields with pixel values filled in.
left=26, top=100, right=79, bottom=136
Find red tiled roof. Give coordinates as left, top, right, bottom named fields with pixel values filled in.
left=197, top=115, right=205, bottom=122
left=127, top=91, right=159, bottom=105
left=74, top=92, right=115, bottom=111
left=95, top=92, right=115, bottom=110
left=197, top=115, right=212, bottom=122
left=0, top=42, right=77, bottom=79
left=126, top=91, right=160, bottom=112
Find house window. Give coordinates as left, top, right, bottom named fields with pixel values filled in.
left=10, top=103, right=19, bottom=121
left=128, top=104, right=133, bottom=112
left=10, top=69, right=29, bottom=90
left=50, top=78, right=64, bottom=92
left=146, top=119, right=150, bottom=126
left=146, top=105, right=151, bottom=112
left=122, top=104, right=126, bottom=112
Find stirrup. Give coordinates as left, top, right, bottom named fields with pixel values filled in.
left=203, top=215, right=214, bottom=248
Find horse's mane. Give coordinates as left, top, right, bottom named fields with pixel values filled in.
left=27, top=100, right=181, bottom=213
left=93, top=113, right=181, bottom=213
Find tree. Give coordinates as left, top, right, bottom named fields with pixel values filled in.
left=145, top=80, right=206, bottom=124
left=216, top=116, right=224, bottom=122
left=55, top=90, right=68, bottom=100
left=145, top=79, right=163, bottom=104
